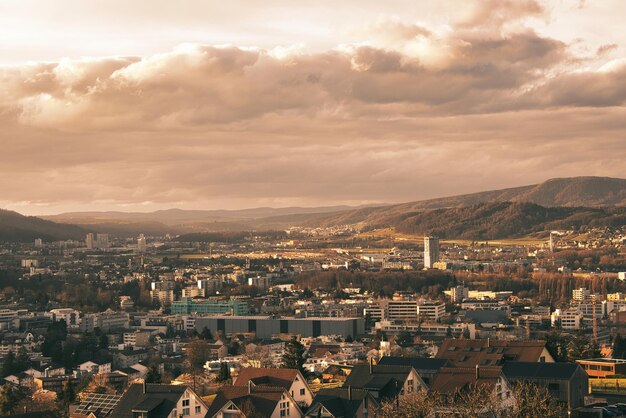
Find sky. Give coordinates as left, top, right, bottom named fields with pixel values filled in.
left=1, top=0, right=625, bottom=215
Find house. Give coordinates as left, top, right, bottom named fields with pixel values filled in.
left=342, top=362, right=427, bottom=401
left=34, top=376, right=79, bottom=393
left=206, top=384, right=303, bottom=418
left=305, top=387, right=378, bottom=418
left=503, top=361, right=589, bottom=410
left=79, top=361, right=112, bottom=375
left=321, top=364, right=352, bottom=383
left=108, top=382, right=208, bottom=418
left=429, top=366, right=515, bottom=412
left=114, top=349, right=150, bottom=369
left=4, top=371, right=34, bottom=388
left=234, top=367, right=314, bottom=408
left=435, top=338, right=554, bottom=367
left=377, top=356, right=450, bottom=387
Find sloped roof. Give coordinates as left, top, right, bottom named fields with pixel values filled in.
left=378, top=356, right=450, bottom=372
left=311, top=387, right=377, bottom=418
left=234, top=367, right=301, bottom=391
left=429, top=366, right=503, bottom=395
left=435, top=339, right=549, bottom=366
left=343, top=364, right=417, bottom=398
left=206, top=385, right=288, bottom=418
left=108, top=383, right=186, bottom=418
left=502, top=361, right=581, bottom=380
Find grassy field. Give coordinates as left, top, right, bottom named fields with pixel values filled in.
left=356, top=227, right=545, bottom=247
left=590, top=378, right=626, bottom=393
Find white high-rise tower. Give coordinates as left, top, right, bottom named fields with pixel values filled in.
left=424, top=236, right=439, bottom=268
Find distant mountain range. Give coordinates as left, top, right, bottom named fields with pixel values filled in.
left=1, top=176, right=624, bottom=242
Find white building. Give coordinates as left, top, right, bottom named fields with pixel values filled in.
left=424, top=236, right=440, bottom=268
left=137, top=234, right=147, bottom=252
left=364, top=299, right=445, bottom=322
left=572, top=288, right=592, bottom=302
left=551, top=308, right=583, bottom=330
left=85, top=233, right=94, bottom=249
left=446, top=285, right=469, bottom=303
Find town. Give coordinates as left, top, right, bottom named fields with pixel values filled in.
left=0, top=225, right=624, bottom=417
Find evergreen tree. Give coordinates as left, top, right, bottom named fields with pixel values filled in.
left=216, top=362, right=231, bottom=382
left=200, top=327, right=214, bottom=341
left=614, top=334, right=626, bottom=359
left=99, top=334, right=109, bottom=350
left=15, top=348, right=31, bottom=373
left=568, top=331, right=595, bottom=361
left=1, top=351, right=15, bottom=377
left=61, top=379, right=75, bottom=409
left=145, top=365, right=162, bottom=384
left=0, top=384, right=22, bottom=415
left=282, top=337, right=307, bottom=376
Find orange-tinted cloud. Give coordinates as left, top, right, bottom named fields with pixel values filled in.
left=0, top=1, right=624, bottom=214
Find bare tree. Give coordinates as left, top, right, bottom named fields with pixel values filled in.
left=378, top=391, right=440, bottom=418
left=504, top=382, right=566, bottom=418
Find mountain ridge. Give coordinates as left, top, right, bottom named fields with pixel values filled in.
left=3, top=176, right=623, bottom=240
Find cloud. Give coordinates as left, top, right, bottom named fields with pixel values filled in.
left=0, top=5, right=624, bottom=214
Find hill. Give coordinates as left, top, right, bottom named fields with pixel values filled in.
left=268, top=176, right=626, bottom=230
left=36, top=176, right=626, bottom=237
left=0, top=209, right=86, bottom=242
left=391, top=202, right=626, bottom=239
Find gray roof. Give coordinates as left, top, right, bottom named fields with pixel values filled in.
left=502, top=362, right=581, bottom=380
left=311, top=388, right=377, bottom=418
left=343, top=364, right=415, bottom=399
left=378, top=356, right=450, bottom=371
left=109, top=383, right=186, bottom=418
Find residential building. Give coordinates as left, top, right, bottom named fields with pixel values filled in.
left=109, top=383, right=208, bottom=418
left=503, top=361, right=589, bottom=410
left=305, top=387, right=378, bottom=418
left=572, top=288, right=592, bottom=302
left=207, top=385, right=303, bottom=418
left=446, top=285, right=469, bottom=303
left=343, top=362, right=427, bottom=401
left=429, top=366, right=515, bottom=412
left=374, top=321, right=476, bottom=339
left=378, top=356, right=451, bottom=387
left=551, top=308, right=583, bottom=330
left=234, top=367, right=314, bottom=408
left=435, top=338, right=555, bottom=366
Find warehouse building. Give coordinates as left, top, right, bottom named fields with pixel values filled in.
left=194, top=316, right=364, bottom=339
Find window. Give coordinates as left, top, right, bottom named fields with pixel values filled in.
left=300, top=388, right=305, bottom=396
left=195, top=406, right=201, bottom=414
left=171, top=410, right=177, bottom=417
left=183, top=407, right=190, bottom=416
left=183, top=399, right=190, bottom=407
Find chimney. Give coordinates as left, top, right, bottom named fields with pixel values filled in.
left=487, top=338, right=490, bottom=348
left=369, top=357, right=374, bottom=374
left=142, top=380, right=147, bottom=394
left=248, top=380, right=253, bottom=395
left=475, top=365, right=479, bottom=380
left=348, top=385, right=352, bottom=401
